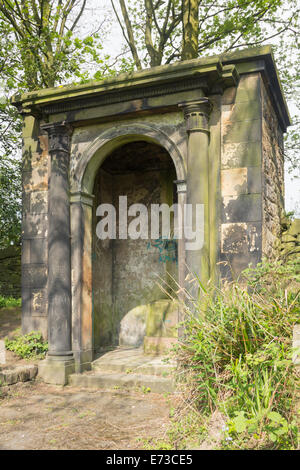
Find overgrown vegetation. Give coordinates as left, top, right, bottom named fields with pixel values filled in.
left=157, top=258, right=300, bottom=450
left=5, top=331, right=48, bottom=359
left=0, top=296, right=21, bottom=308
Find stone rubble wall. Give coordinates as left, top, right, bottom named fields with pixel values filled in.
left=261, top=78, right=285, bottom=259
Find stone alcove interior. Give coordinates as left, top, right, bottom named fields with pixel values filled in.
left=92, top=141, right=179, bottom=352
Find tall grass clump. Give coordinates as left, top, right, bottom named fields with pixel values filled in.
left=174, top=258, right=300, bottom=450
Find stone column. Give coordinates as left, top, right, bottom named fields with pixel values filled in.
left=38, top=122, right=75, bottom=385
left=179, top=99, right=212, bottom=296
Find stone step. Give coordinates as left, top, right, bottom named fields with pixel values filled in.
left=0, top=364, right=38, bottom=385
left=92, top=359, right=175, bottom=377
left=68, top=371, right=174, bottom=394
left=92, top=347, right=176, bottom=377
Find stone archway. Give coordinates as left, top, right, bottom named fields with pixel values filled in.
left=70, top=124, right=187, bottom=372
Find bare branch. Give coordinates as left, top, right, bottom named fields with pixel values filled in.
left=112, top=0, right=142, bottom=69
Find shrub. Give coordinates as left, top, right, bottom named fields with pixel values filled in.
left=173, top=258, right=300, bottom=450
left=5, top=331, right=48, bottom=359
left=0, top=296, right=21, bottom=308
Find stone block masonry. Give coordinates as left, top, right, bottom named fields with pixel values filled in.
left=220, top=74, right=263, bottom=279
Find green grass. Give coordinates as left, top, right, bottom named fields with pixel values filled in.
left=163, top=258, right=300, bottom=450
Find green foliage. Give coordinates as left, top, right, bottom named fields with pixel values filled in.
left=5, top=331, right=48, bottom=359
left=174, top=258, right=300, bottom=449
left=0, top=137, right=22, bottom=248
left=0, top=2, right=105, bottom=91
left=0, top=1, right=106, bottom=249
left=0, top=296, right=21, bottom=308
left=114, top=0, right=299, bottom=174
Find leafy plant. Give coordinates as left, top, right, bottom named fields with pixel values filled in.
left=0, top=296, right=21, bottom=308
left=172, top=257, right=299, bottom=450
left=5, top=331, right=48, bottom=359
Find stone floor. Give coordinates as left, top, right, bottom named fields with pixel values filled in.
left=69, top=346, right=176, bottom=393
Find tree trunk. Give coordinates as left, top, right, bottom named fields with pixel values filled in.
left=181, top=0, right=199, bottom=60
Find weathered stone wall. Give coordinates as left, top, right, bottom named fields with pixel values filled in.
left=21, top=116, right=49, bottom=338
left=0, top=246, right=21, bottom=298
left=220, top=73, right=262, bottom=279
left=261, top=78, right=285, bottom=259
left=92, top=142, right=177, bottom=350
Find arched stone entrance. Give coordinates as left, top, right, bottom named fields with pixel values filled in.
left=93, top=141, right=178, bottom=351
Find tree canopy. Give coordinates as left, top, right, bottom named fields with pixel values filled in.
left=111, top=0, right=298, bottom=66
left=0, top=0, right=106, bottom=248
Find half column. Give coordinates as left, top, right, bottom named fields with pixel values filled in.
left=38, top=122, right=75, bottom=384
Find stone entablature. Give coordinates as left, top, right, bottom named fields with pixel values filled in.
left=13, top=46, right=291, bottom=384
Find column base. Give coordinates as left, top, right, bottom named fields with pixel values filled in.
left=73, top=349, right=93, bottom=373
left=38, top=356, right=75, bottom=385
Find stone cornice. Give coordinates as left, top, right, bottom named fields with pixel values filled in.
left=220, top=46, right=291, bottom=132
left=12, top=61, right=237, bottom=119
left=11, top=46, right=290, bottom=132
left=36, top=76, right=210, bottom=116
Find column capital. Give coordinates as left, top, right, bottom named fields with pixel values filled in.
left=178, top=98, right=212, bottom=133
left=41, top=121, right=73, bottom=154
left=174, top=180, right=187, bottom=193
left=70, top=191, right=95, bottom=207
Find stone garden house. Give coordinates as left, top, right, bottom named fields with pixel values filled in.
left=13, top=46, right=290, bottom=384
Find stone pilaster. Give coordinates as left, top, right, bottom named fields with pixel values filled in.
left=70, top=191, right=95, bottom=373
left=38, top=122, right=75, bottom=385
left=179, top=99, right=212, bottom=295
left=174, top=179, right=186, bottom=336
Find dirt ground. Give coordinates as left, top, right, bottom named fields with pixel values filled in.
left=0, top=380, right=172, bottom=450
left=0, top=307, right=173, bottom=450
